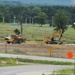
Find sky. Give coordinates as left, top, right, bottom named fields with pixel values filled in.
left=1, top=0, right=75, bottom=6
left=72, top=0, right=75, bottom=5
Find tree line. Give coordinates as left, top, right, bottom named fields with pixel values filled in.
left=0, top=5, right=75, bottom=34
left=0, top=5, right=74, bottom=24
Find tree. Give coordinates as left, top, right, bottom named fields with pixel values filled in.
left=34, top=12, right=48, bottom=26
left=53, top=9, right=69, bottom=33
left=14, top=6, right=26, bottom=35
left=14, top=29, right=20, bottom=35
left=32, top=6, right=41, bottom=16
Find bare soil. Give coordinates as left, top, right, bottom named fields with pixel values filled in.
left=0, top=41, right=75, bottom=58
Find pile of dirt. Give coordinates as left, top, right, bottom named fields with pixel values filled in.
left=0, top=42, right=75, bottom=58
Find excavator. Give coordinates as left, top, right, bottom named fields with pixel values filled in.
left=43, top=29, right=63, bottom=44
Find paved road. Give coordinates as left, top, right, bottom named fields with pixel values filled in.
left=0, top=53, right=74, bottom=75
left=0, top=65, right=73, bottom=75
left=0, top=53, right=74, bottom=62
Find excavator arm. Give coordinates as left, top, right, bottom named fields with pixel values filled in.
left=49, top=29, right=62, bottom=41
left=58, top=29, right=63, bottom=42
left=43, top=29, right=63, bottom=44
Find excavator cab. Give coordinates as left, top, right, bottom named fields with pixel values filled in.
left=43, top=29, right=63, bottom=44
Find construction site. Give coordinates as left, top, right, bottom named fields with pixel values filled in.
left=0, top=2, right=75, bottom=75
left=0, top=41, right=74, bottom=58
left=0, top=23, right=74, bottom=59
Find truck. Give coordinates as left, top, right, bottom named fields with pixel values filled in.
left=5, top=35, right=26, bottom=44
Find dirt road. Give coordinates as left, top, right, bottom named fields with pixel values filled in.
left=0, top=41, right=75, bottom=58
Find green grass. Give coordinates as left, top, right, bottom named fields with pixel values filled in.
left=51, top=69, right=74, bottom=75
left=0, top=57, right=22, bottom=67
left=0, top=57, right=74, bottom=67
left=0, top=23, right=75, bottom=43
left=18, top=58, right=74, bottom=65
left=64, top=28, right=75, bottom=43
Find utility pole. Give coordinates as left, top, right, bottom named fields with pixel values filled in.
left=52, top=16, right=54, bottom=27
left=32, top=17, right=34, bottom=24
left=3, top=17, right=5, bottom=24
left=20, top=16, right=23, bottom=35
left=25, top=17, right=27, bottom=24
left=29, top=17, right=31, bottom=24
left=14, top=16, right=16, bottom=23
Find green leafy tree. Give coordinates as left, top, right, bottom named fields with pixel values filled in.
left=32, top=6, right=41, bottom=16
left=53, top=9, right=69, bottom=33
left=34, top=12, right=48, bottom=27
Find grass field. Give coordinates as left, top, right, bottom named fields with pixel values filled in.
left=51, top=69, right=74, bottom=75
left=0, top=23, right=75, bottom=43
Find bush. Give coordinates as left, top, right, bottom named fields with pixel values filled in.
left=14, top=29, right=20, bottom=35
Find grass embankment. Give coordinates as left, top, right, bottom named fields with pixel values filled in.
left=0, top=57, right=74, bottom=67
left=0, top=57, right=25, bottom=67
left=0, top=23, right=75, bottom=43
left=19, top=58, right=74, bottom=65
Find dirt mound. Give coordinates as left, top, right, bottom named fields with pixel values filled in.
left=26, top=41, right=39, bottom=44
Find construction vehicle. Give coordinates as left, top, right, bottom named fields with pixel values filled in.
left=5, top=35, right=26, bottom=44
left=43, top=29, right=63, bottom=44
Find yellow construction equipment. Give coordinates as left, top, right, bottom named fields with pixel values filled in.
left=43, top=29, right=63, bottom=44
left=5, top=35, right=26, bottom=44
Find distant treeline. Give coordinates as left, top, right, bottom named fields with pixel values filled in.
left=0, top=5, right=74, bottom=25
